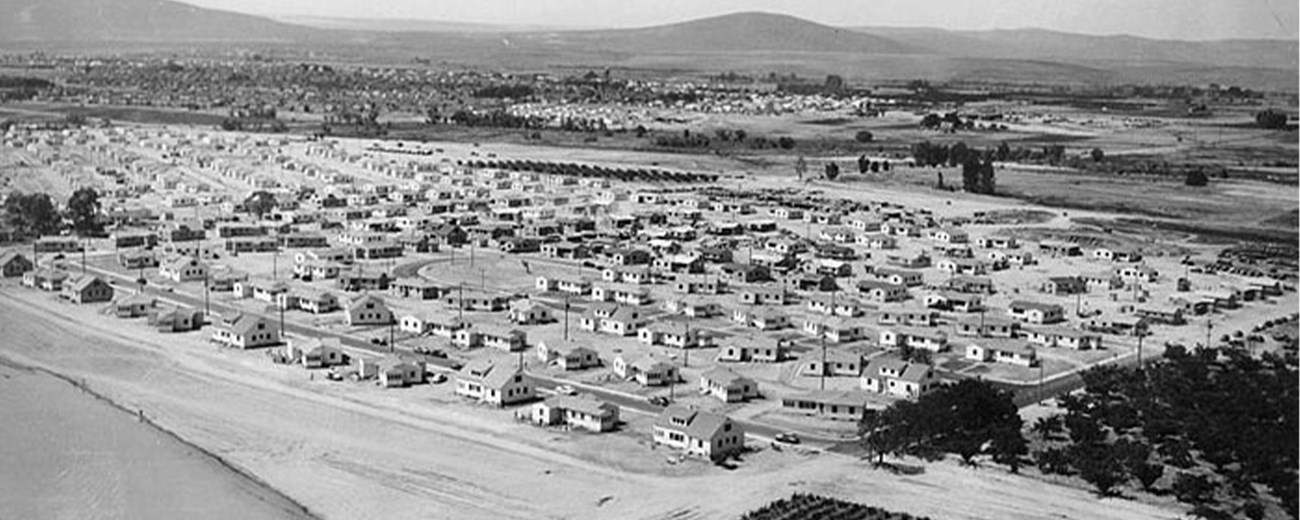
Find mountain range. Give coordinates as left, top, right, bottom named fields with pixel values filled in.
left=0, top=0, right=1295, bottom=90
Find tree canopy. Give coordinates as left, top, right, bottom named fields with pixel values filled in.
left=67, top=187, right=102, bottom=236
left=4, top=192, right=60, bottom=236
left=860, top=379, right=1026, bottom=470
left=1030, top=346, right=1297, bottom=517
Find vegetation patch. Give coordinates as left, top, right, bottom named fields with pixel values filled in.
left=740, top=493, right=932, bottom=520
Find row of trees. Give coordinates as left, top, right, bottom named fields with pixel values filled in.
left=463, top=158, right=717, bottom=184
left=4, top=188, right=102, bottom=237
left=910, top=142, right=998, bottom=194
left=652, top=129, right=796, bottom=151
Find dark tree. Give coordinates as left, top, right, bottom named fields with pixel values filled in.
left=4, top=192, right=60, bottom=236
left=1254, top=110, right=1290, bottom=130
left=854, top=130, right=874, bottom=143
left=858, top=154, right=870, bottom=174
left=66, top=187, right=102, bottom=236
left=824, top=162, right=841, bottom=181
left=1091, top=148, right=1105, bottom=162
left=859, top=379, right=1025, bottom=469
left=1185, top=169, right=1210, bottom=187
left=244, top=191, right=278, bottom=219
left=920, top=113, right=943, bottom=129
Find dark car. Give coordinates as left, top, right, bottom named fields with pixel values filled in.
left=774, top=432, right=801, bottom=444
left=647, top=396, right=670, bottom=407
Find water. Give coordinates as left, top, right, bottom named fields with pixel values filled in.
left=0, top=362, right=315, bottom=520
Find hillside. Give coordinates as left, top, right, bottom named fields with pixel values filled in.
left=516, top=12, right=919, bottom=55
left=856, top=26, right=1299, bottom=71
left=0, top=0, right=316, bottom=42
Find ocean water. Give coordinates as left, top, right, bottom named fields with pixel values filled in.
left=0, top=363, right=314, bottom=520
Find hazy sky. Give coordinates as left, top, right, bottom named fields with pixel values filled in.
left=180, top=0, right=1298, bottom=40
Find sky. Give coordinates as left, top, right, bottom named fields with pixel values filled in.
left=180, top=0, right=1299, bottom=41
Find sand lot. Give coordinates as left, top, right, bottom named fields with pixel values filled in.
left=0, top=281, right=1185, bottom=520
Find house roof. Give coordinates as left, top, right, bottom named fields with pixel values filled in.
left=607, top=307, right=644, bottom=323
left=229, top=314, right=272, bottom=335
left=785, top=390, right=870, bottom=408
left=0, top=251, right=29, bottom=266
left=701, top=367, right=752, bottom=387
left=347, top=293, right=389, bottom=310
left=66, top=275, right=105, bottom=292
left=547, top=395, right=617, bottom=418
left=630, top=356, right=672, bottom=373
left=482, top=364, right=526, bottom=389
left=1010, top=300, right=1064, bottom=312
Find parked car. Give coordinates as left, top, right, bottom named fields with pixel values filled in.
left=428, top=373, right=447, bottom=384
left=775, top=432, right=801, bottom=444
left=647, top=396, right=670, bottom=407
left=555, top=384, right=577, bottom=395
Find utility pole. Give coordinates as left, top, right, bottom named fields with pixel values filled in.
left=1205, top=319, right=1213, bottom=348
left=1037, top=362, right=1045, bottom=405
left=80, top=238, right=86, bottom=275
left=203, top=270, right=210, bottom=315
left=563, top=294, right=570, bottom=341
left=388, top=319, right=394, bottom=353
left=1136, top=330, right=1145, bottom=369
left=458, top=283, right=464, bottom=322
left=272, top=249, right=278, bottom=280
left=683, top=313, right=691, bottom=368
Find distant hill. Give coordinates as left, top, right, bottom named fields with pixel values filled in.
left=0, top=0, right=1293, bottom=91
left=272, top=15, right=588, bottom=34
left=516, top=12, right=919, bottom=55
left=0, top=0, right=316, bottom=42
left=855, top=26, right=1299, bottom=71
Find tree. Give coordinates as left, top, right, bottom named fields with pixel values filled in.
left=949, top=142, right=971, bottom=167
left=66, top=187, right=102, bottom=236
left=920, top=113, right=943, bottom=129
left=824, top=162, right=840, bottom=181
left=962, top=157, right=982, bottom=193
left=794, top=156, right=808, bottom=180
left=1185, top=169, right=1209, bottom=187
left=824, top=74, right=845, bottom=91
left=776, top=136, right=796, bottom=149
left=857, top=154, right=870, bottom=174
left=1090, top=148, right=1105, bottom=162
left=995, top=142, right=1012, bottom=162
left=859, top=379, right=1025, bottom=469
left=854, top=130, right=874, bottom=143
left=977, top=159, right=996, bottom=194
left=1254, top=110, right=1289, bottom=130
left=4, top=192, right=60, bottom=236
left=244, top=191, right=277, bottom=219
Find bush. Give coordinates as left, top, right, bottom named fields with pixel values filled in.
left=1185, top=169, right=1209, bottom=187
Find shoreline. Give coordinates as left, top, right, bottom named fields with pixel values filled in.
left=0, top=353, right=321, bottom=520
